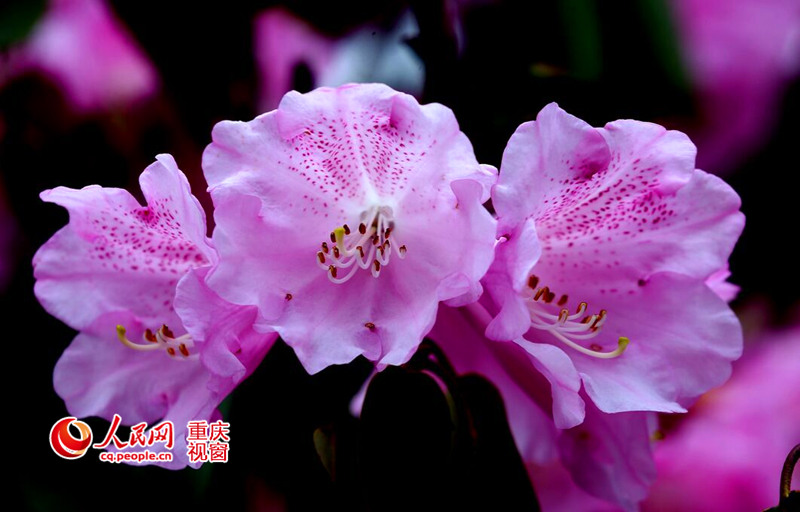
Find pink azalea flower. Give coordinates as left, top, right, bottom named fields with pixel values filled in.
left=643, top=326, right=800, bottom=512
left=33, top=155, right=275, bottom=468
left=254, top=9, right=424, bottom=112
left=429, top=304, right=658, bottom=511
left=671, top=0, right=800, bottom=173
left=4, top=0, right=158, bottom=112
left=203, top=83, right=497, bottom=374
left=485, top=103, right=744, bottom=425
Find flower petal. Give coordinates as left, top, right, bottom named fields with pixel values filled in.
left=33, top=155, right=213, bottom=334
left=204, top=84, right=496, bottom=372
left=559, top=402, right=657, bottom=511
left=571, top=272, right=743, bottom=414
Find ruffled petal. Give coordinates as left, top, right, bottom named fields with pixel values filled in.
left=174, top=267, right=277, bottom=384
left=34, top=155, right=213, bottom=334
left=204, top=84, right=496, bottom=372
left=567, top=272, right=743, bottom=413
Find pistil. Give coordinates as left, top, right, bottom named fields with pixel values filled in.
left=116, top=324, right=198, bottom=360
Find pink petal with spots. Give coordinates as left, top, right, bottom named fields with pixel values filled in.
left=204, top=84, right=496, bottom=373
left=34, top=154, right=214, bottom=335
left=487, top=104, right=743, bottom=416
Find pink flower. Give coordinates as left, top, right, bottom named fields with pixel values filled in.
left=429, top=304, right=658, bottom=511
left=5, top=0, right=158, bottom=112
left=203, top=83, right=497, bottom=373
left=254, top=8, right=424, bottom=112
left=33, top=155, right=275, bottom=468
left=485, top=103, right=744, bottom=425
left=671, top=0, right=800, bottom=173
left=643, top=326, right=800, bottom=512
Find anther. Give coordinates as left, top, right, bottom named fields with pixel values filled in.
left=285, top=293, right=293, bottom=301
left=365, top=322, right=376, bottom=331
left=117, top=324, right=198, bottom=361
left=523, top=280, right=630, bottom=360
left=320, top=206, right=406, bottom=283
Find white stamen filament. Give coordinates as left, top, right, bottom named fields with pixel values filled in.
left=318, top=206, right=407, bottom=284
left=525, top=278, right=629, bottom=359
left=116, top=325, right=198, bottom=361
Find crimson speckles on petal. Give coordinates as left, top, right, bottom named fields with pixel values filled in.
left=203, top=83, right=497, bottom=374
left=33, top=155, right=276, bottom=469
left=486, top=103, right=744, bottom=420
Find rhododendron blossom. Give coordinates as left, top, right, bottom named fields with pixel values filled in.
left=204, top=83, right=497, bottom=373
left=484, top=103, right=744, bottom=425
left=33, top=155, right=275, bottom=468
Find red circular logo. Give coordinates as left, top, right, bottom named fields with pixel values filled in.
left=50, top=417, right=93, bottom=459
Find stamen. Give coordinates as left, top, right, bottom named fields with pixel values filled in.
left=319, top=206, right=407, bottom=284
left=523, top=277, right=630, bottom=360
left=116, top=324, right=198, bottom=361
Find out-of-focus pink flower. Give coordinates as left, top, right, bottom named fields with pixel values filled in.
left=204, top=83, right=496, bottom=374
left=5, top=0, right=158, bottom=112
left=33, top=155, right=275, bottom=468
left=643, top=327, right=800, bottom=512
left=429, top=304, right=658, bottom=511
left=671, top=0, right=800, bottom=173
left=254, top=8, right=424, bottom=112
left=484, top=103, right=744, bottom=426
